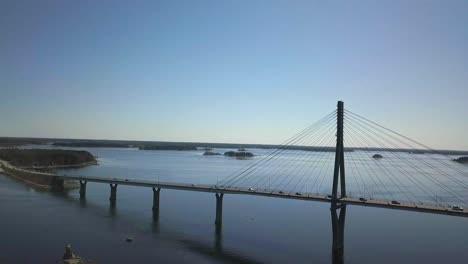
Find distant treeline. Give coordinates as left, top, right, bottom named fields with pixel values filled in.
left=53, top=142, right=131, bottom=148
left=350, top=147, right=468, bottom=155
left=0, top=137, right=46, bottom=147
left=0, top=149, right=96, bottom=167
left=2, top=137, right=468, bottom=155
left=139, top=145, right=197, bottom=151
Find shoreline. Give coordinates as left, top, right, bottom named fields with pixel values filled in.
left=20, top=160, right=99, bottom=170
left=0, top=160, right=95, bottom=190
left=3, top=137, right=468, bottom=155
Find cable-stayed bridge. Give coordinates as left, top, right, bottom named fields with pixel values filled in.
left=215, top=101, right=468, bottom=216
left=3, top=100, right=466, bottom=262
left=4, top=100, right=464, bottom=220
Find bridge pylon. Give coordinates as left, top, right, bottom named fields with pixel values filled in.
left=332, top=101, right=346, bottom=201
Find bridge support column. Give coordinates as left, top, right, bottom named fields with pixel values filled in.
left=332, top=101, right=346, bottom=201
left=331, top=203, right=346, bottom=264
left=79, top=181, right=87, bottom=200
left=215, top=193, right=224, bottom=229
left=152, top=187, right=161, bottom=221
left=109, top=184, right=118, bottom=205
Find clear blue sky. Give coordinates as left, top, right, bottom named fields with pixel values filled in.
left=0, top=0, right=467, bottom=149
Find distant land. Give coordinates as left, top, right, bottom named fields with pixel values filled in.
left=1, top=137, right=468, bottom=155
left=0, top=148, right=96, bottom=167
left=139, top=145, right=197, bottom=151
left=53, top=142, right=130, bottom=148
left=453, top=157, right=468, bottom=163
left=0, top=138, right=46, bottom=147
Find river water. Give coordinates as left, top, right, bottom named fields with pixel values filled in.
left=0, top=146, right=467, bottom=263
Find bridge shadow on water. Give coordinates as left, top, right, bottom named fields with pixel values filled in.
left=47, top=190, right=265, bottom=263
left=177, top=229, right=264, bottom=264
left=170, top=201, right=347, bottom=264
left=47, top=189, right=349, bottom=264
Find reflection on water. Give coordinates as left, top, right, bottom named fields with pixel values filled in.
left=331, top=203, right=346, bottom=264
left=0, top=146, right=467, bottom=263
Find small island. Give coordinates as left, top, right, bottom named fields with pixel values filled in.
left=453, top=157, right=468, bottom=164
left=372, top=154, right=383, bottom=159
left=224, top=151, right=254, bottom=159
left=203, top=151, right=222, bottom=156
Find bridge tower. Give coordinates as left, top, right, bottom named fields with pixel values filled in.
left=332, top=101, right=346, bottom=201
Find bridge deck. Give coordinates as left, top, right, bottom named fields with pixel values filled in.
left=60, top=175, right=468, bottom=218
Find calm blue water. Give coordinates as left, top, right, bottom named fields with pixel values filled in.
left=0, top=146, right=467, bottom=263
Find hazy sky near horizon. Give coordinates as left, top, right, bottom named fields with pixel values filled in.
left=1, top=0, right=467, bottom=149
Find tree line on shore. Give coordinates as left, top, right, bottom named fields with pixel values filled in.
left=0, top=149, right=96, bottom=167
left=2, top=137, right=468, bottom=155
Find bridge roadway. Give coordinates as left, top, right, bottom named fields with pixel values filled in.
left=59, top=174, right=468, bottom=218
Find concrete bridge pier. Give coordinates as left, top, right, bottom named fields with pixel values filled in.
left=152, top=187, right=161, bottom=221
left=109, top=184, right=118, bottom=206
left=215, top=193, right=224, bottom=229
left=79, top=181, right=87, bottom=200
